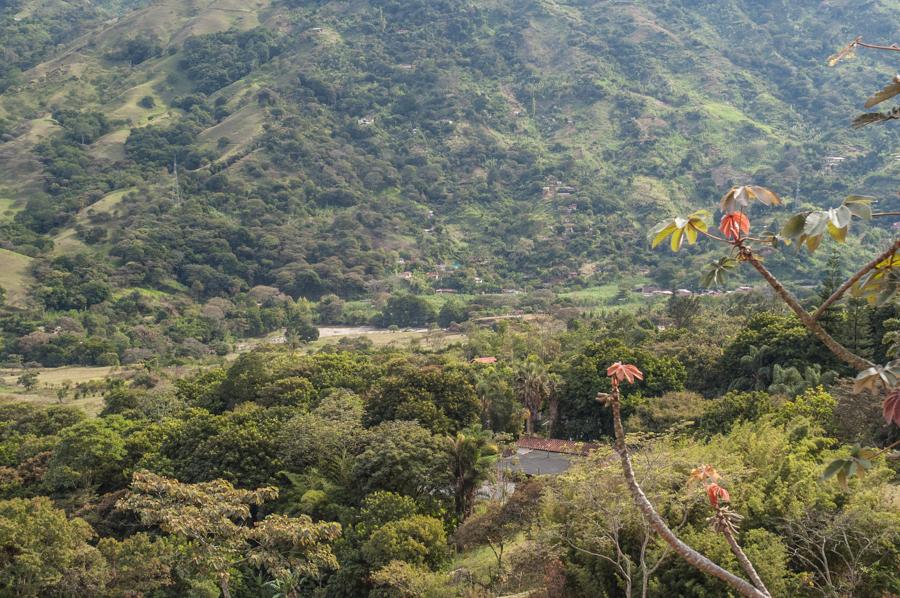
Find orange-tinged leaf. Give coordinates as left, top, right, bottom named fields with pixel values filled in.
left=606, top=362, right=644, bottom=385
left=706, top=483, right=730, bottom=508
left=689, top=464, right=720, bottom=484
left=864, top=74, right=900, bottom=109
left=747, top=186, right=782, bottom=207
left=719, top=213, right=750, bottom=240
left=883, top=389, right=900, bottom=427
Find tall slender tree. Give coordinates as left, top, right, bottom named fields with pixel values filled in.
left=446, top=425, right=498, bottom=519
left=514, top=357, right=552, bottom=435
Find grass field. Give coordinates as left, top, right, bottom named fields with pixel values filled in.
left=559, top=276, right=656, bottom=310
left=199, top=104, right=266, bottom=160
left=0, top=248, right=34, bottom=307
left=0, top=365, right=120, bottom=416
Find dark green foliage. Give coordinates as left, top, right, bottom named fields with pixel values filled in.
left=109, top=34, right=163, bottom=65
left=32, top=254, right=111, bottom=311
left=124, top=122, right=200, bottom=168
left=179, top=28, right=282, bottom=94
left=52, top=109, right=111, bottom=144
left=364, top=362, right=480, bottom=434
left=151, top=405, right=291, bottom=488
left=696, top=391, right=778, bottom=436
left=438, top=299, right=468, bottom=327
left=557, top=338, right=687, bottom=440
left=379, top=295, right=437, bottom=328
left=352, top=420, right=451, bottom=501
left=719, top=313, right=844, bottom=392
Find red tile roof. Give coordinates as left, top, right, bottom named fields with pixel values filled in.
left=516, top=437, right=598, bottom=456
left=472, top=356, right=497, bottom=364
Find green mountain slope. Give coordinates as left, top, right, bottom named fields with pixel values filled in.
left=0, top=0, right=898, bottom=361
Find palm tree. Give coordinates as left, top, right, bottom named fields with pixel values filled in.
left=475, top=369, right=506, bottom=428
left=514, top=357, right=552, bottom=435
left=545, top=373, right=562, bottom=438
left=447, top=425, right=498, bottom=519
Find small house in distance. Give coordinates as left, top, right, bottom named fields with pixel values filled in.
left=472, top=356, right=497, bottom=364
left=501, top=437, right=598, bottom=476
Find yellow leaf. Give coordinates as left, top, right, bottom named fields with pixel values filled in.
left=671, top=228, right=684, bottom=252
left=685, top=224, right=698, bottom=245
left=651, top=224, right=676, bottom=249
left=827, top=222, right=848, bottom=243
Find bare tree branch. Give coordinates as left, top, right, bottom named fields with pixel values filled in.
left=744, top=251, right=874, bottom=371
left=812, top=238, right=900, bottom=321
left=608, top=389, right=768, bottom=598
left=722, top=527, right=771, bottom=597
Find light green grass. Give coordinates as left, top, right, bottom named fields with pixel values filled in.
left=0, top=248, right=34, bottom=307
left=0, top=393, right=107, bottom=417
left=0, top=196, right=18, bottom=222
left=51, top=187, right=133, bottom=255
left=198, top=104, right=266, bottom=160
left=559, top=275, right=652, bottom=309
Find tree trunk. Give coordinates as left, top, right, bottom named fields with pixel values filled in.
left=219, top=577, right=232, bottom=598
left=746, top=254, right=873, bottom=372
left=548, top=397, right=559, bottom=438
left=609, top=392, right=768, bottom=598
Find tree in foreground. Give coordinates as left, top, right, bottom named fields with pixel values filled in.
left=117, top=471, right=341, bottom=598
left=599, top=363, right=772, bottom=597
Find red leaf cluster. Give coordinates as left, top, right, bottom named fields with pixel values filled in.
left=719, top=213, right=750, bottom=240
left=706, top=483, right=730, bottom=508
left=606, top=362, right=644, bottom=387
left=884, top=389, right=900, bottom=427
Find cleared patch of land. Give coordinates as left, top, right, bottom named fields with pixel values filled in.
left=0, top=248, right=34, bottom=307
left=199, top=104, right=266, bottom=160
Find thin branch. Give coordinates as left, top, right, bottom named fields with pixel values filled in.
left=608, top=388, right=768, bottom=598
left=871, top=437, right=900, bottom=459
left=698, top=229, right=728, bottom=243
left=812, top=238, right=900, bottom=321
left=722, top=527, right=771, bottom=597
left=854, top=39, right=900, bottom=52
left=743, top=251, right=874, bottom=371
left=872, top=211, right=900, bottom=218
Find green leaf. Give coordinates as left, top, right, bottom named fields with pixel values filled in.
left=684, top=225, right=698, bottom=245
left=780, top=213, right=807, bottom=240
left=699, top=257, right=737, bottom=287
left=821, top=459, right=845, bottom=480
left=843, top=196, right=874, bottom=221
left=829, top=205, right=852, bottom=229
left=803, top=211, right=829, bottom=237
left=671, top=227, right=684, bottom=251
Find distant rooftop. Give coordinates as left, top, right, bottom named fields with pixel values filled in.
left=472, top=356, right=497, bottom=364
left=515, top=437, right=598, bottom=456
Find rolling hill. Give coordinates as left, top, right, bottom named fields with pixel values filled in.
left=0, top=0, right=898, bottom=362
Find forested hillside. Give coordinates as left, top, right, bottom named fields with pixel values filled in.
left=0, top=0, right=899, bottom=364
left=1, top=2, right=899, bottom=596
